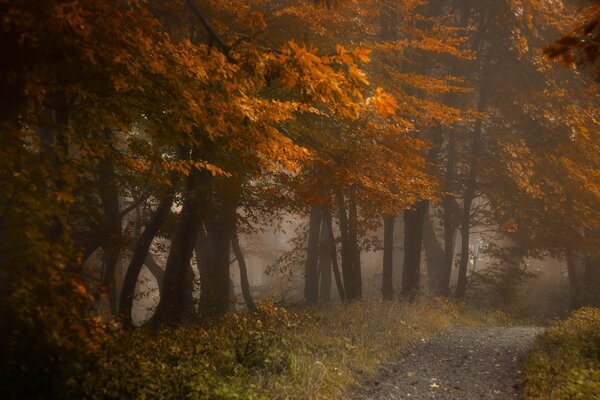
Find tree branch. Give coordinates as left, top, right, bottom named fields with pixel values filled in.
left=185, top=0, right=237, bottom=63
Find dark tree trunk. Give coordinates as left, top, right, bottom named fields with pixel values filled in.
left=348, top=192, right=362, bottom=299
left=323, top=210, right=346, bottom=303
left=423, top=207, right=444, bottom=293
left=150, top=169, right=205, bottom=327
left=439, top=208, right=457, bottom=296
left=119, top=196, right=173, bottom=328
left=401, top=201, right=428, bottom=299
left=565, top=246, right=580, bottom=309
left=97, top=138, right=123, bottom=317
left=199, top=193, right=236, bottom=317
left=584, top=256, right=600, bottom=306
left=231, top=228, right=256, bottom=312
left=382, top=215, right=395, bottom=300
left=318, top=214, right=332, bottom=303
left=304, top=205, right=322, bottom=305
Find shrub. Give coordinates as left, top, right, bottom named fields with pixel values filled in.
left=523, top=307, right=600, bottom=400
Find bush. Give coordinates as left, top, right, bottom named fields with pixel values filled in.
left=523, top=307, right=600, bottom=400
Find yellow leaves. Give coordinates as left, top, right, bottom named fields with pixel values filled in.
left=164, top=160, right=232, bottom=178
left=369, top=88, right=398, bottom=116
left=349, top=64, right=369, bottom=85
left=336, top=44, right=372, bottom=63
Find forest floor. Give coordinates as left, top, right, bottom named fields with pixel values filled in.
left=352, top=325, right=542, bottom=400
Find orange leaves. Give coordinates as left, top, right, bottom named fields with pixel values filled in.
left=274, top=40, right=368, bottom=119
left=369, top=88, right=399, bottom=116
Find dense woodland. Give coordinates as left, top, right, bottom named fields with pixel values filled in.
left=1, top=0, right=599, bottom=398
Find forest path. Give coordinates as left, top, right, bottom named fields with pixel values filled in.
left=353, top=325, right=542, bottom=400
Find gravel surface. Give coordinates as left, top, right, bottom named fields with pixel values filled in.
left=353, top=326, right=542, bottom=400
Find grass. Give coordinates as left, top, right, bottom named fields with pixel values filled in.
left=522, top=307, right=600, bottom=400
left=70, top=297, right=467, bottom=399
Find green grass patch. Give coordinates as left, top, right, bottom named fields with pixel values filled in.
left=68, top=298, right=464, bottom=399
left=523, top=307, right=600, bottom=400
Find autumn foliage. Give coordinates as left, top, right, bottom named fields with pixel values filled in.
left=0, top=0, right=599, bottom=398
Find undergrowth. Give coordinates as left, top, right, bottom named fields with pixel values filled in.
left=523, top=307, right=600, bottom=400
left=69, top=298, right=464, bottom=399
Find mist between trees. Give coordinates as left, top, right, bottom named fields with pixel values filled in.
left=0, top=0, right=599, bottom=398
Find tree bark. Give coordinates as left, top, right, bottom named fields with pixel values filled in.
left=336, top=190, right=358, bottom=300
left=456, top=86, right=486, bottom=299
left=304, top=205, right=322, bottom=305
left=323, top=210, right=346, bottom=303
left=584, top=256, right=600, bottom=306
left=199, top=188, right=236, bottom=317
left=97, top=137, right=123, bottom=317
left=401, top=201, right=428, bottom=299
left=423, top=207, right=444, bottom=293
left=348, top=191, right=362, bottom=300
left=119, top=196, right=173, bottom=328
left=231, top=228, right=256, bottom=312
left=318, top=214, right=332, bottom=303
left=382, top=215, right=395, bottom=300
left=565, top=246, right=580, bottom=309
left=150, top=169, right=205, bottom=327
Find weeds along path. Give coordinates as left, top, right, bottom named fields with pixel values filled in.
left=354, top=325, right=542, bottom=400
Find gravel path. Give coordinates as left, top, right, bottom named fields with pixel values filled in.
left=354, top=326, right=542, bottom=400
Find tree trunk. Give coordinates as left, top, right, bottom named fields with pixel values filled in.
left=323, top=210, right=346, bottom=303
left=318, top=212, right=332, bottom=303
left=119, top=196, right=173, bottom=328
left=423, top=207, right=444, bottom=293
left=348, top=191, right=362, bottom=300
left=97, top=138, right=123, bottom=317
left=584, top=256, right=600, bottom=306
left=382, top=215, right=395, bottom=300
left=439, top=206, right=457, bottom=296
left=199, top=190, right=236, bottom=317
left=456, top=87, right=486, bottom=299
left=150, top=169, right=205, bottom=327
left=401, top=201, right=428, bottom=299
left=336, top=190, right=358, bottom=300
left=565, top=246, right=580, bottom=309
left=304, top=205, right=322, bottom=305
left=231, top=228, right=256, bottom=312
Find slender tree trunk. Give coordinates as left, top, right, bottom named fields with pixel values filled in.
left=423, top=207, right=444, bottom=293
left=150, top=169, right=205, bottom=327
left=231, top=228, right=256, bottom=312
left=304, top=205, right=322, bottom=305
left=401, top=201, right=428, bottom=299
left=382, top=215, right=395, bottom=300
left=456, top=86, right=486, bottom=299
left=348, top=191, right=362, bottom=299
left=97, top=137, right=123, bottom=317
left=318, top=214, right=332, bottom=303
left=119, top=196, right=173, bottom=328
left=439, top=212, right=457, bottom=296
left=323, top=210, right=346, bottom=303
left=584, top=257, right=600, bottom=306
left=565, top=246, right=580, bottom=309
left=336, top=190, right=357, bottom=300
